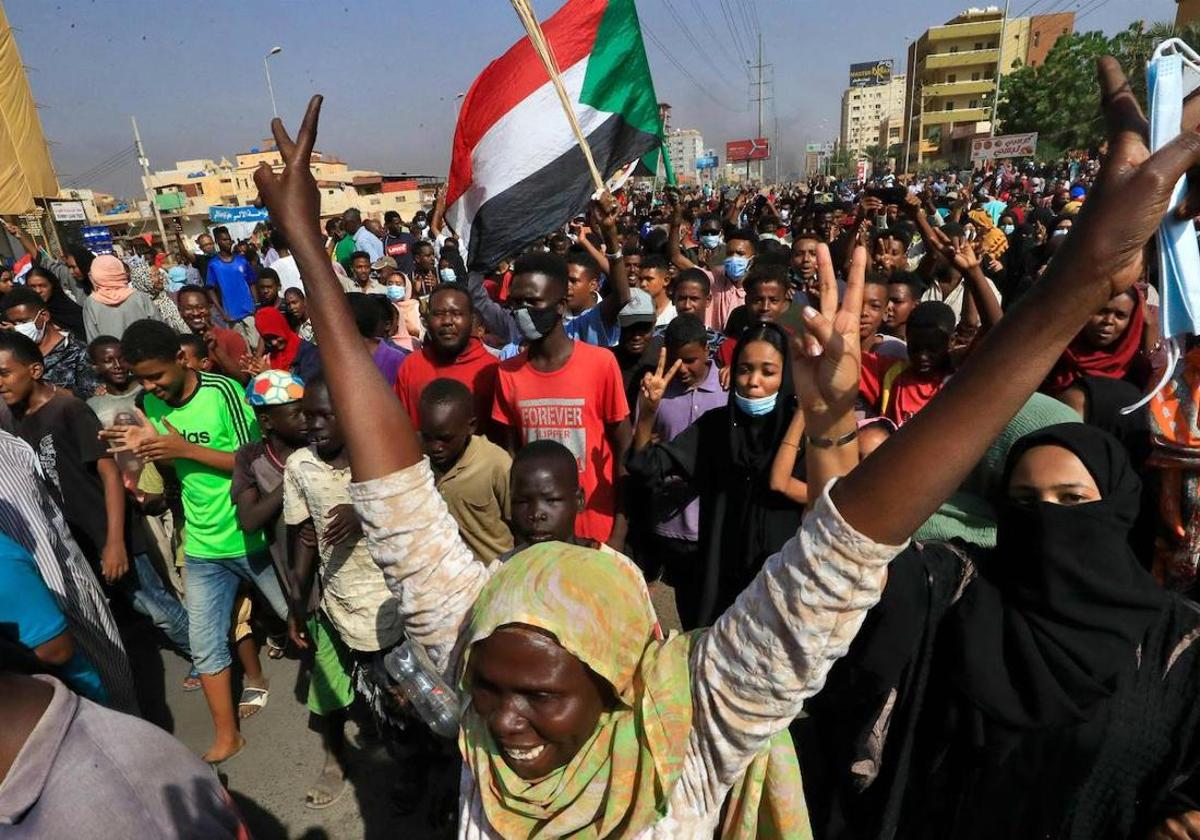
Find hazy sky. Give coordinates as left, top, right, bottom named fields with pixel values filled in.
left=7, top=0, right=1173, bottom=197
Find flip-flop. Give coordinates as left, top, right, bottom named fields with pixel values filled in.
left=182, top=667, right=202, bottom=692
left=238, top=685, right=269, bottom=719
left=266, top=636, right=286, bottom=660
left=304, top=769, right=349, bottom=810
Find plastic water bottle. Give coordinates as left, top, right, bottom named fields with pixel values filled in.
left=383, top=639, right=461, bottom=739
left=111, top=410, right=144, bottom=486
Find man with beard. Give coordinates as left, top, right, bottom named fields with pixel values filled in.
left=392, top=283, right=498, bottom=432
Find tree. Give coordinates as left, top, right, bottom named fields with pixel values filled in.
left=861, top=144, right=887, bottom=177
left=995, top=21, right=1169, bottom=152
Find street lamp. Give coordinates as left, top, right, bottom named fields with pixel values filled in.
left=264, top=46, right=283, bottom=119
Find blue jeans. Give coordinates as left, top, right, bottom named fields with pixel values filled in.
left=185, top=552, right=288, bottom=675
left=126, top=552, right=191, bottom=658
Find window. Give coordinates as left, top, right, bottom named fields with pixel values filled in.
left=945, top=101, right=955, bottom=111
left=947, top=73, right=957, bottom=82
left=969, top=99, right=978, bottom=108
left=949, top=45, right=959, bottom=53
left=971, top=71, right=980, bottom=81
left=974, top=42, right=983, bottom=50
left=1033, top=32, right=1041, bottom=47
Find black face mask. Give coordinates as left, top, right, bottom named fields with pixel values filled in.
left=513, top=304, right=560, bottom=341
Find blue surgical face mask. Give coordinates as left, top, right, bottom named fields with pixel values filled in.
left=439, top=267, right=457, bottom=283
left=733, top=390, right=777, bottom=416
left=724, top=255, right=750, bottom=280
left=386, top=284, right=407, bottom=301
left=700, top=233, right=722, bottom=250
left=1001, top=224, right=1015, bottom=236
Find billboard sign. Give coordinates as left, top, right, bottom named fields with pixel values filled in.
left=49, top=200, right=86, bottom=222
left=695, top=153, right=719, bottom=170
left=208, top=205, right=269, bottom=223
left=726, top=138, right=770, bottom=162
left=849, top=59, right=893, bottom=88
left=970, top=132, right=1038, bottom=162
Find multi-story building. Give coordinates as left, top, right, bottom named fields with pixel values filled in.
left=667, top=129, right=705, bottom=183
left=902, top=7, right=1075, bottom=169
left=840, top=72, right=907, bottom=156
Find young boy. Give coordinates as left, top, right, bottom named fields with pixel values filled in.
left=255, top=268, right=283, bottom=311
left=612, top=288, right=662, bottom=411
left=179, top=332, right=215, bottom=372
left=885, top=272, right=924, bottom=342
left=418, top=377, right=512, bottom=565
left=109, top=319, right=286, bottom=763
left=861, top=301, right=956, bottom=427
left=670, top=268, right=724, bottom=354
left=86, top=335, right=142, bottom=425
left=0, top=331, right=195, bottom=690
left=638, top=254, right=676, bottom=328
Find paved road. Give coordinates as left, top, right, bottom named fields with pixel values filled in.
left=148, top=580, right=681, bottom=840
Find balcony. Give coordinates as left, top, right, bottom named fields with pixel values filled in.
left=927, top=19, right=1002, bottom=41
left=918, top=106, right=991, bottom=126
left=924, top=48, right=999, bottom=70
left=923, top=79, right=995, bottom=97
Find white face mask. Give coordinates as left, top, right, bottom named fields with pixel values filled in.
left=13, top=316, right=45, bottom=344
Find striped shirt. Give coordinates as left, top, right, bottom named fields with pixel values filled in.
left=142, top=371, right=265, bottom=560
left=0, top=431, right=136, bottom=713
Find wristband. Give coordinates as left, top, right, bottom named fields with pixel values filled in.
left=805, top=429, right=858, bottom=449
left=606, top=250, right=623, bottom=260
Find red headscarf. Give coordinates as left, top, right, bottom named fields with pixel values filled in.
left=1043, top=286, right=1145, bottom=394
left=254, top=306, right=302, bottom=372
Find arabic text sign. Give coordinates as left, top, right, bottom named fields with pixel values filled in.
left=208, top=205, right=269, bottom=223
left=971, top=132, right=1038, bottom=162
left=726, top=138, right=770, bottom=162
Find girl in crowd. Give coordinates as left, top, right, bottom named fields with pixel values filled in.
left=627, top=319, right=809, bottom=628
left=254, top=55, right=1199, bottom=838
left=251, top=305, right=320, bottom=383
left=283, top=287, right=315, bottom=343
left=381, top=270, right=423, bottom=351
left=81, top=254, right=160, bottom=342
left=21, top=265, right=86, bottom=341
left=1042, top=286, right=1148, bottom=395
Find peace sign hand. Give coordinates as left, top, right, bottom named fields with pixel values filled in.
left=638, top=347, right=683, bottom=416
left=253, top=95, right=323, bottom=248
left=792, top=242, right=865, bottom=425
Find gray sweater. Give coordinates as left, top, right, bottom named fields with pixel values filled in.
left=82, top=290, right=161, bottom=342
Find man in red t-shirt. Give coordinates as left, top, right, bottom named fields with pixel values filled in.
left=492, top=253, right=631, bottom=547
left=394, top=284, right=498, bottom=430
left=860, top=301, right=954, bottom=427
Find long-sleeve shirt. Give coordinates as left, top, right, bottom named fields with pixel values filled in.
left=81, top=290, right=161, bottom=343
left=349, top=458, right=905, bottom=838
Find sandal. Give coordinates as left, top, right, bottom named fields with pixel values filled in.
left=266, top=635, right=286, bottom=660
left=304, top=767, right=348, bottom=810
left=182, top=667, right=202, bottom=692
left=238, top=685, right=270, bottom=719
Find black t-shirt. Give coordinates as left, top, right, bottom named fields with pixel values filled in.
left=14, top=390, right=110, bottom=558
left=383, top=231, right=417, bottom=276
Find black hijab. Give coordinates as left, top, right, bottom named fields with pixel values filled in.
left=946, top=423, right=1168, bottom=732
left=27, top=267, right=86, bottom=341
left=727, top=320, right=797, bottom=474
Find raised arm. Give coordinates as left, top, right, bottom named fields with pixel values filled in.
left=592, top=192, right=632, bottom=325
left=832, top=57, right=1200, bottom=545
left=667, top=201, right=699, bottom=272
left=255, top=97, right=489, bottom=671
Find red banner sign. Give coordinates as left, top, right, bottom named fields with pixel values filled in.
left=726, top=138, right=770, bottom=162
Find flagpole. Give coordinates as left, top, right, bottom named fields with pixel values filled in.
left=509, top=0, right=606, bottom=193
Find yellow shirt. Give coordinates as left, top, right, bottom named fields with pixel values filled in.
left=433, top=436, right=513, bottom=565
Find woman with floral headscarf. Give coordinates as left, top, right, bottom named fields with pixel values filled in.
left=127, top=258, right=190, bottom=334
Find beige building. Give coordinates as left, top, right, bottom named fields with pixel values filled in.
left=840, top=73, right=907, bottom=156
left=666, top=128, right=705, bottom=183
left=902, top=7, right=1075, bottom=169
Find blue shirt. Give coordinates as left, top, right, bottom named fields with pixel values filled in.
left=0, top=532, right=107, bottom=703
left=982, top=199, right=1007, bottom=225
left=205, top=254, right=257, bottom=321
left=353, top=226, right=385, bottom=262
left=564, top=305, right=618, bottom=347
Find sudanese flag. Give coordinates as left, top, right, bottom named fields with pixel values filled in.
left=445, top=0, right=666, bottom=270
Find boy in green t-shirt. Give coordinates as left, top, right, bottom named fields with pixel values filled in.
left=104, top=319, right=289, bottom=764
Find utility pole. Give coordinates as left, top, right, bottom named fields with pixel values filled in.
left=989, top=0, right=1012, bottom=138
left=749, top=32, right=772, bottom=183
left=131, top=116, right=168, bottom=250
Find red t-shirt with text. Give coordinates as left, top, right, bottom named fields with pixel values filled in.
left=492, top=341, right=629, bottom=542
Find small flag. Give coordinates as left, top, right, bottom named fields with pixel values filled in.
left=446, top=0, right=665, bottom=269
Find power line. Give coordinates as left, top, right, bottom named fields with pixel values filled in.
left=1012, top=0, right=1052, bottom=17
left=61, top=144, right=136, bottom=183
left=661, top=0, right=743, bottom=92
left=1076, top=0, right=1116, bottom=22
left=641, top=20, right=748, bottom=112
left=689, top=0, right=741, bottom=69
left=716, top=0, right=754, bottom=78
left=63, top=146, right=138, bottom=187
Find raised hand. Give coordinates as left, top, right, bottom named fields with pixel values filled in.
left=589, top=190, right=619, bottom=238
left=948, top=239, right=982, bottom=275
left=253, top=96, right=323, bottom=242
left=638, top=347, right=683, bottom=416
left=1070, top=57, right=1200, bottom=296
left=792, top=242, right=865, bottom=424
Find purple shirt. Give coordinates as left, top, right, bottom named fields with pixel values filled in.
left=372, top=339, right=409, bottom=385
left=637, top=361, right=726, bottom=541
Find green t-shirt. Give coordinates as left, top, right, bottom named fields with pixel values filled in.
left=143, top=371, right=266, bottom=560
left=334, top=234, right=356, bottom=270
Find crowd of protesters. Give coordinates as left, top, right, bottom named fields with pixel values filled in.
left=6, top=55, right=1200, bottom=840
